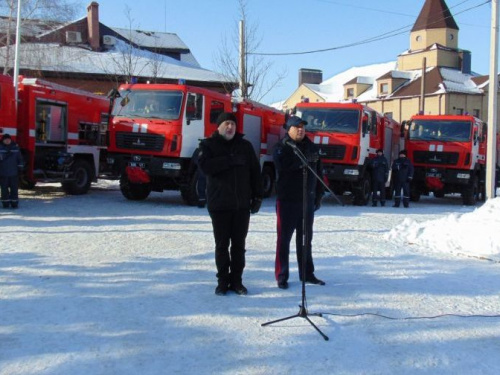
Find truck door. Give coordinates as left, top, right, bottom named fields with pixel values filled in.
left=36, top=101, right=68, bottom=143
left=181, top=92, right=204, bottom=158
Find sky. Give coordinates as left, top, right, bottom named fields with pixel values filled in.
left=1, top=182, right=500, bottom=373
left=92, top=0, right=494, bottom=104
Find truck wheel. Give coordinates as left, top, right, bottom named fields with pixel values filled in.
left=434, top=190, right=445, bottom=198
left=353, top=176, right=371, bottom=206
left=120, top=173, right=151, bottom=200
left=19, top=176, right=36, bottom=190
left=462, top=176, right=478, bottom=206
left=180, top=170, right=201, bottom=206
left=261, top=165, right=275, bottom=198
left=61, top=159, right=93, bottom=195
left=410, top=187, right=421, bottom=202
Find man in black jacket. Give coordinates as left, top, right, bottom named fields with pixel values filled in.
left=273, top=115, right=325, bottom=290
left=0, top=134, right=24, bottom=209
left=198, top=112, right=263, bottom=296
left=369, top=149, right=389, bottom=207
left=392, top=150, right=414, bottom=208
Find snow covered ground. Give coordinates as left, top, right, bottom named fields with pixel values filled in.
left=1, top=181, right=500, bottom=375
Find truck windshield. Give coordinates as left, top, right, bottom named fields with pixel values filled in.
left=409, top=120, right=471, bottom=142
left=298, top=109, right=359, bottom=134
left=112, top=90, right=183, bottom=120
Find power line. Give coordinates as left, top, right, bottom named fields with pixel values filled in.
left=248, top=0, right=490, bottom=56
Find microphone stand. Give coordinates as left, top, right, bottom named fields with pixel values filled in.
left=261, top=142, right=332, bottom=341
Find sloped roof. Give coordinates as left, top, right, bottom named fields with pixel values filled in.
left=0, top=41, right=229, bottom=84
left=0, top=15, right=62, bottom=38
left=412, top=0, right=459, bottom=32
left=110, top=27, right=188, bottom=51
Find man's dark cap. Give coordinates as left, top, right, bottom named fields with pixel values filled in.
left=216, top=112, right=237, bottom=126
left=286, top=115, right=307, bottom=129
left=1, top=133, right=11, bottom=141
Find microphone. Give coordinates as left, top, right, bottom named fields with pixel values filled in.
left=284, top=139, right=297, bottom=149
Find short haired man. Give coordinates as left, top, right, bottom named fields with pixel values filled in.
left=198, top=112, right=263, bottom=296
left=0, top=134, right=24, bottom=208
left=273, top=115, right=325, bottom=290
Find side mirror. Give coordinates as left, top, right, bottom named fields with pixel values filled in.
left=362, top=115, right=369, bottom=136
left=401, top=120, right=406, bottom=137
left=120, top=97, right=130, bottom=107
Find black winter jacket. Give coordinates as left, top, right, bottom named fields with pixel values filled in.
left=198, top=132, right=263, bottom=212
left=273, top=135, right=324, bottom=202
left=369, top=154, right=389, bottom=183
left=0, top=141, right=23, bottom=177
left=391, top=156, right=414, bottom=184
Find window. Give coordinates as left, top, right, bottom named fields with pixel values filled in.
left=456, top=108, right=464, bottom=115
left=473, top=109, right=480, bottom=118
left=380, top=83, right=389, bottom=95
left=186, top=93, right=203, bottom=121
left=384, top=112, right=393, bottom=119
left=209, top=101, right=225, bottom=124
left=416, top=35, right=422, bottom=42
left=346, top=88, right=354, bottom=98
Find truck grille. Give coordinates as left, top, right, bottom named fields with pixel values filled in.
left=318, top=145, right=346, bottom=160
left=413, top=151, right=459, bottom=165
left=115, top=132, right=165, bottom=151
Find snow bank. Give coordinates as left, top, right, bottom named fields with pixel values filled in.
left=385, top=198, right=500, bottom=261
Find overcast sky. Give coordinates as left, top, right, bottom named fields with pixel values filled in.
left=96, top=0, right=492, bottom=104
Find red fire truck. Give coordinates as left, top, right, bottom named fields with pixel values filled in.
left=295, top=102, right=402, bottom=205
left=0, top=75, right=110, bottom=194
left=106, top=82, right=285, bottom=204
left=402, top=114, right=498, bottom=205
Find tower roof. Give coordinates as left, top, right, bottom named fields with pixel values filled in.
left=411, top=0, right=459, bottom=32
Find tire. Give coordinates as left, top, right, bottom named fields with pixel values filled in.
left=261, top=165, right=275, bottom=198
left=433, top=190, right=445, bottom=198
left=61, top=159, right=92, bottom=195
left=19, top=176, right=36, bottom=190
left=353, top=176, right=371, bottom=206
left=120, top=173, right=151, bottom=201
left=462, top=176, right=478, bottom=206
left=410, top=187, right=421, bottom=202
left=180, top=170, right=200, bottom=206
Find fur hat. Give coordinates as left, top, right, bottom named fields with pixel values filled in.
left=399, top=149, right=407, bottom=156
left=376, top=148, right=383, bottom=153
left=285, top=115, right=307, bottom=129
left=216, top=112, right=237, bottom=126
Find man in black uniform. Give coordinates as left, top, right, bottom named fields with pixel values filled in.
left=392, top=150, right=414, bottom=208
left=273, top=115, right=325, bottom=290
left=198, top=112, right=263, bottom=296
left=369, top=148, right=389, bottom=206
left=0, top=134, right=24, bottom=208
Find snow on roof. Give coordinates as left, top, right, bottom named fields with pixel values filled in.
left=1, top=41, right=229, bottom=83
left=110, top=27, right=188, bottom=50
left=304, top=61, right=397, bottom=102
left=439, top=67, right=482, bottom=94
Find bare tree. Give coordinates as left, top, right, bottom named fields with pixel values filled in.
left=0, top=0, right=81, bottom=74
left=98, top=5, right=150, bottom=84
left=214, top=0, right=285, bottom=102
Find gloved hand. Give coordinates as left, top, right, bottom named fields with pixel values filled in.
left=314, top=196, right=322, bottom=211
left=250, top=198, right=262, bottom=214
left=229, top=154, right=246, bottom=166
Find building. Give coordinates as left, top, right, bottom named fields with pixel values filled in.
left=0, top=2, right=235, bottom=94
left=282, top=0, right=496, bottom=124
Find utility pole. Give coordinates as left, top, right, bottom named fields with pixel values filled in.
left=13, top=0, right=22, bottom=110
left=486, top=0, right=499, bottom=199
left=239, top=20, right=247, bottom=99
left=420, top=57, right=426, bottom=114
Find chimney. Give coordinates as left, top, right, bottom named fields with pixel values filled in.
left=87, top=2, right=100, bottom=51
left=299, top=68, right=322, bottom=86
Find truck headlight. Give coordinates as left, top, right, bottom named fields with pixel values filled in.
left=344, top=169, right=359, bottom=176
left=457, top=173, right=470, bottom=179
left=162, top=162, right=181, bottom=170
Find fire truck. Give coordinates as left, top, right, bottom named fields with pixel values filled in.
left=295, top=102, right=402, bottom=205
left=402, top=114, right=499, bottom=205
left=0, top=75, right=110, bottom=194
left=106, top=82, right=285, bottom=204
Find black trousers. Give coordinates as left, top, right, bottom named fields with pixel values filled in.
left=275, top=199, right=315, bottom=283
left=0, top=176, right=19, bottom=207
left=394, top=181, right=410, bottom=207
left=209, top=209, right=250, bottom=286
left=371, top=180, right=386, bottom=203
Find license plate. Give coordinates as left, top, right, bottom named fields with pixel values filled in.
left=129, top=162, right=145, bottom=168
left=426, top=172, right=441, bottom=178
